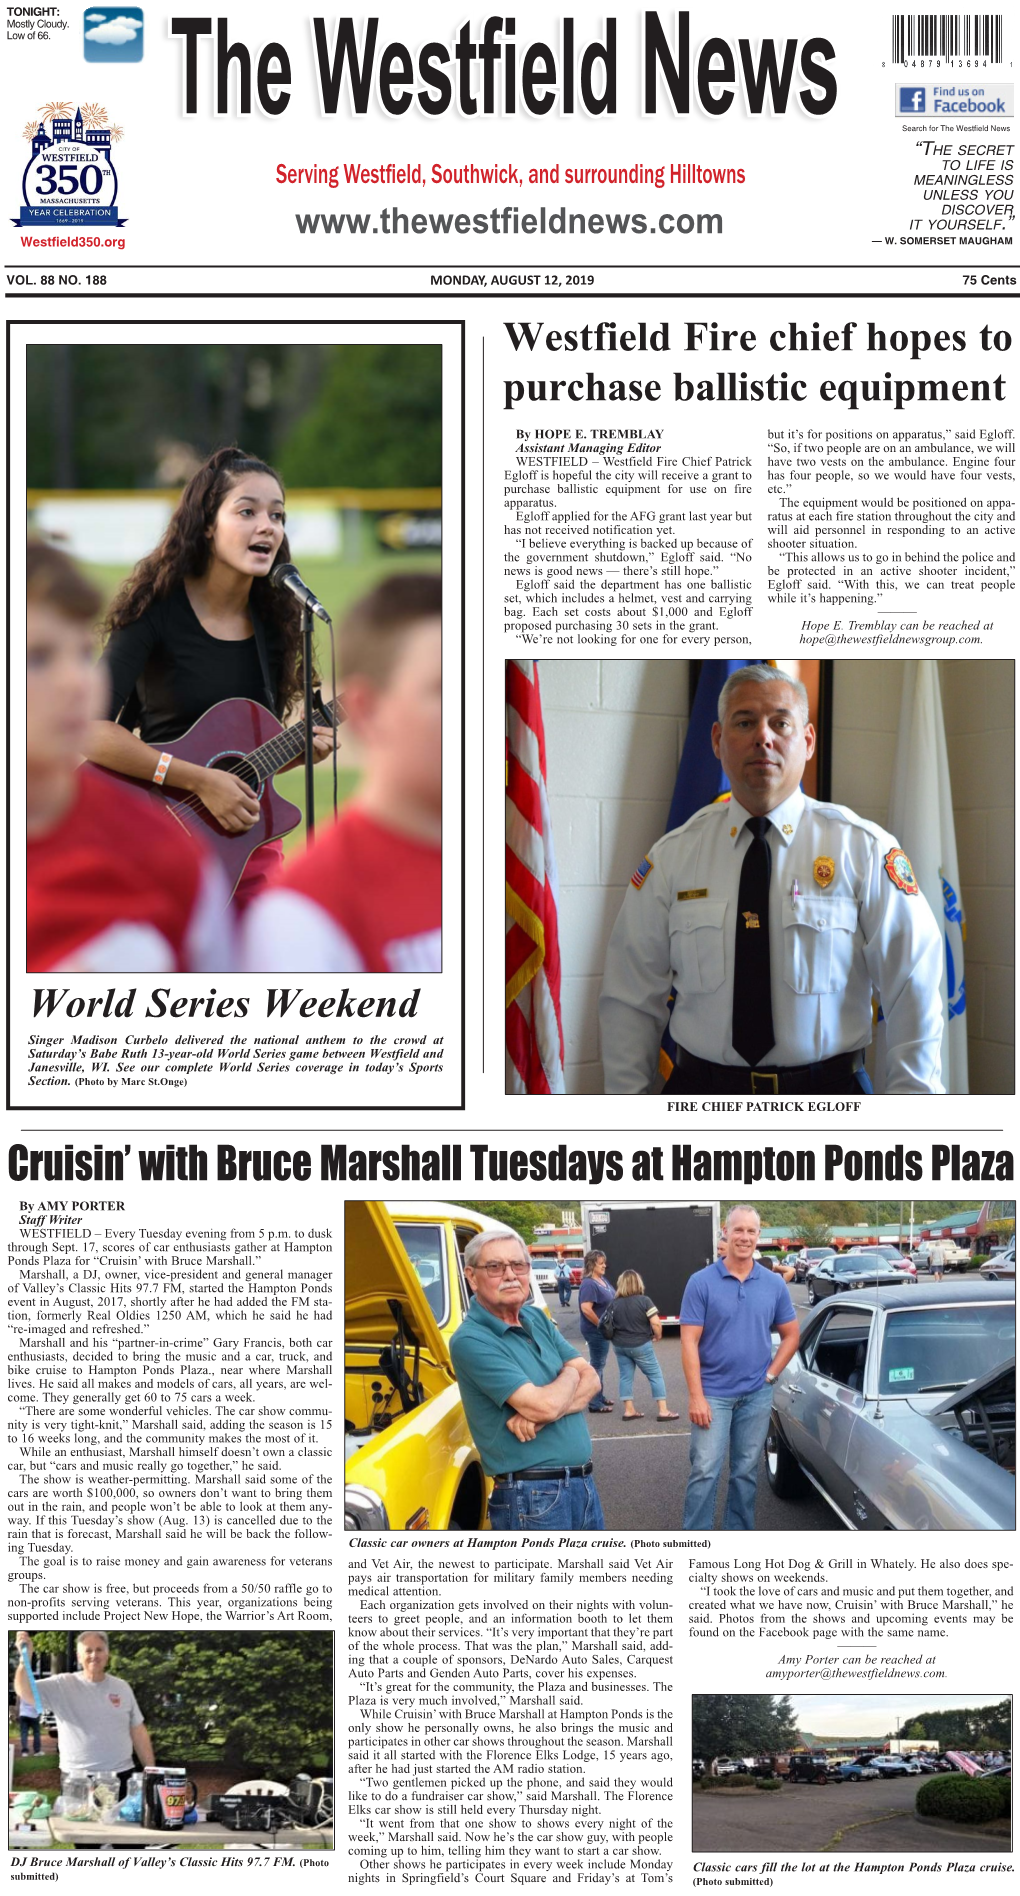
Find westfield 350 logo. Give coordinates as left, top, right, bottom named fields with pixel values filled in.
left=14, top=101, right=127, bottom=228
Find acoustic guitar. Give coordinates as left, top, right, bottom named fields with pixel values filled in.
left=83, top=692, right=343, bottom=899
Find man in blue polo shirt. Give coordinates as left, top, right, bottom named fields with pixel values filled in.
left=680, top=1204, right=799, bottom=1530
left=450, top=1226, right=607, bottom=1531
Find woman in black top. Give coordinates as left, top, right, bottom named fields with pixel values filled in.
left=610, top=1269, right=679, bottom=1422
left=87, top=445, right=333, bottom=906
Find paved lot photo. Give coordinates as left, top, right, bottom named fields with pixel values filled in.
left=692, top=1774, right=1011, bottom=1853
left=549, top=1278, right=838, bottom=1533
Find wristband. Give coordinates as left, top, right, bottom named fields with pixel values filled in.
left=153, top=752, right=173, bottom=786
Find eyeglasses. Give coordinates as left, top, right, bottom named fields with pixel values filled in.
left=470, top=1260, right=531, bottom=1278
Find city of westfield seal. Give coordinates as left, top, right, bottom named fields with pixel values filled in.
left=15, top=103, right=127, bottom=229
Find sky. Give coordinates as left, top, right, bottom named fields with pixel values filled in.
left=790, top=1695, right=1007, bottom=1737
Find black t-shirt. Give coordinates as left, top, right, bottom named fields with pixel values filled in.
left=104, top=588, right=279, bottom=747
left=610, top=1293, right=658, bottom=1347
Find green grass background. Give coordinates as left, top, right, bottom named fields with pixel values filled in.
left=85, top=548, right=440, bottom=851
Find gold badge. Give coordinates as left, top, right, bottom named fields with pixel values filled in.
left=782, top=824, right=793, bottom=836
left=742, top=911, right=760, bottom=929
left=677, top=888, right=709, bottom=902
left=730, top=826, right=737, bottom=838
left=813, top=856, right=836, bottom=889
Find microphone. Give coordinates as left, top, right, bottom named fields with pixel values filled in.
left=270, top=562, right=332, bottom=624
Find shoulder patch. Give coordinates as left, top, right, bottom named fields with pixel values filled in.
left=631, top=856, right=653, bottom=891
left=884, top=847, right=919, bottom=895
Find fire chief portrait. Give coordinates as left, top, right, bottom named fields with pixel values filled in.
left=504, top=657, right=1013, bottom=1097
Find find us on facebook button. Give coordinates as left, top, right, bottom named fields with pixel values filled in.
left=896, top=83, right=1014, bottom=116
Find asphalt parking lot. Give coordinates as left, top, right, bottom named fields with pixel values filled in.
left=691, top=1773, right=1011, bottom=1853
left=546, top=1277, right=839, bottom=1534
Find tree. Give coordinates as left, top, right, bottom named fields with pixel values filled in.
left=279, top=344, right=442, bottom=486
left=10, top=1632, right=331, bottom=1778
left=790, top=1211, right=834, bottom=1247
left=895, top=1700, right=1011, bottom=1750
left=692, top=1695, right=797, bottom=1762
left=455, top=1202, right=580, bottom=1244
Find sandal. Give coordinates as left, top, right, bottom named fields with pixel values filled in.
left=657, top=1411, right=681, bottom=1421
left=621, top=1411, right=644, bottom=1420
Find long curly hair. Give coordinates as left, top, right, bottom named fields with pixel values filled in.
left=103, top=445, right=307, bottom=715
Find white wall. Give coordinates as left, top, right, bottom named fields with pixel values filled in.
left=541, top=656, right=1012, bottom=1095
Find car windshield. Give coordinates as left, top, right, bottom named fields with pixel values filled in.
left=877, top=1305, right=1016, bottom=1395
left=394, top=1222, right=449, bottom=1326
left=836, top=1257, right=892, bottom=1274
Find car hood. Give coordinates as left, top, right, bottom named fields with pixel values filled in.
left=345, top=1200, right=452, bottom=1371
left=929, top=1356, right=1015, bottom=1418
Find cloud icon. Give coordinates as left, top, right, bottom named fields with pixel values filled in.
left=85, top=11, right=106, bottom=19
left=85, top=14, right=141, bottom=42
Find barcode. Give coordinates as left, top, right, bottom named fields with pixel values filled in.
left=891, top=13, right=1003, bottom=59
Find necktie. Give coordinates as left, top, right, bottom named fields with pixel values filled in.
left=732, top=816, right=775, bottom=1066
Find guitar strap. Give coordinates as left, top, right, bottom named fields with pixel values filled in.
left=249, top=600, right=278, bottom=718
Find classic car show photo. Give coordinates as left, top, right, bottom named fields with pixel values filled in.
left=692, top=1693, right=1011, bottom=1854
left=344, top=1197, right=1015, bottom=1533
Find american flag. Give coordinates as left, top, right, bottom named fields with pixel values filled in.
left=506, top=660, right=564, bottom=1094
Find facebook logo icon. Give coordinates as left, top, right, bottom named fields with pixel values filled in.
left=899, top=86, right=927, bottom=113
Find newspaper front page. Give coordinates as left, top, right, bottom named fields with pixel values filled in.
left=3, top=0, right=1016, bottom=1884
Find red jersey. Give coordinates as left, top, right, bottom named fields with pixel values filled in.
left=27, top=768, right=229, bottom=972
left=241, top=804, right=441, bottom=974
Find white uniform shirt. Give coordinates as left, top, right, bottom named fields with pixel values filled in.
left=599, top=788, right=944, bottom=1095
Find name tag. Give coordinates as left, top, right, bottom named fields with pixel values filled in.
left=676, top=889, right=709, bottom=901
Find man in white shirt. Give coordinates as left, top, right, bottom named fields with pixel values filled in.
left=15, top=1629, right=155, bottom=1790
left=599, top=665, right=944, bottom=1094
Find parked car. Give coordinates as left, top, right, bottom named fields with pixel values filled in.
left=916, top=1240, right=971, bottom=1273
left=794, top=1246, right=835, bottom=1283
left=344, top=1201, right=550, bottom=1531
left=788, top=1754, right=846, bottom=1785
left=837, top=1762, right=880, bottom=1781
left=871, top=1756, right=921, bottom=1776
left=868, top=1245, right=918, bottom=1276
left=692, top=1758, right=706, bottom=1779
left=806, top=1253, right=917, bottom=1305
left=765, top=1281, right=1016, bottom=1530
left=981, top=1239, right=1015, bottom=1283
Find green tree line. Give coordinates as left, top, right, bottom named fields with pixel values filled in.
left=692, top=1695, right=798, bottom=1761
left=10, top=1631, right=332, bottom=1778
left=897, top=1700, right=1011, bottom=1750
left=27, top=343, right=441, bottom=489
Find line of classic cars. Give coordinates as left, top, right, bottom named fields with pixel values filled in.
left=346, top=1202, right=1016, bottom=1534
left=700, top=1749, right=1007, bottom=1783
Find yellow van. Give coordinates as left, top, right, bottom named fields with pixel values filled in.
left=344, top=1201, right=549, bottom=1531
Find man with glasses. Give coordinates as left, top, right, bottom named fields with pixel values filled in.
left=450, top=1227, right=607, bottom=1530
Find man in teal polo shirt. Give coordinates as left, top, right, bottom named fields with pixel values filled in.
left=450, top=1227, right=607, bottom=1531
left=680, top=1204, right=799, bottom=1530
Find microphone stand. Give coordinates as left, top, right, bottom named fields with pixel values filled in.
left=301, top=600, right=316, bottom=840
